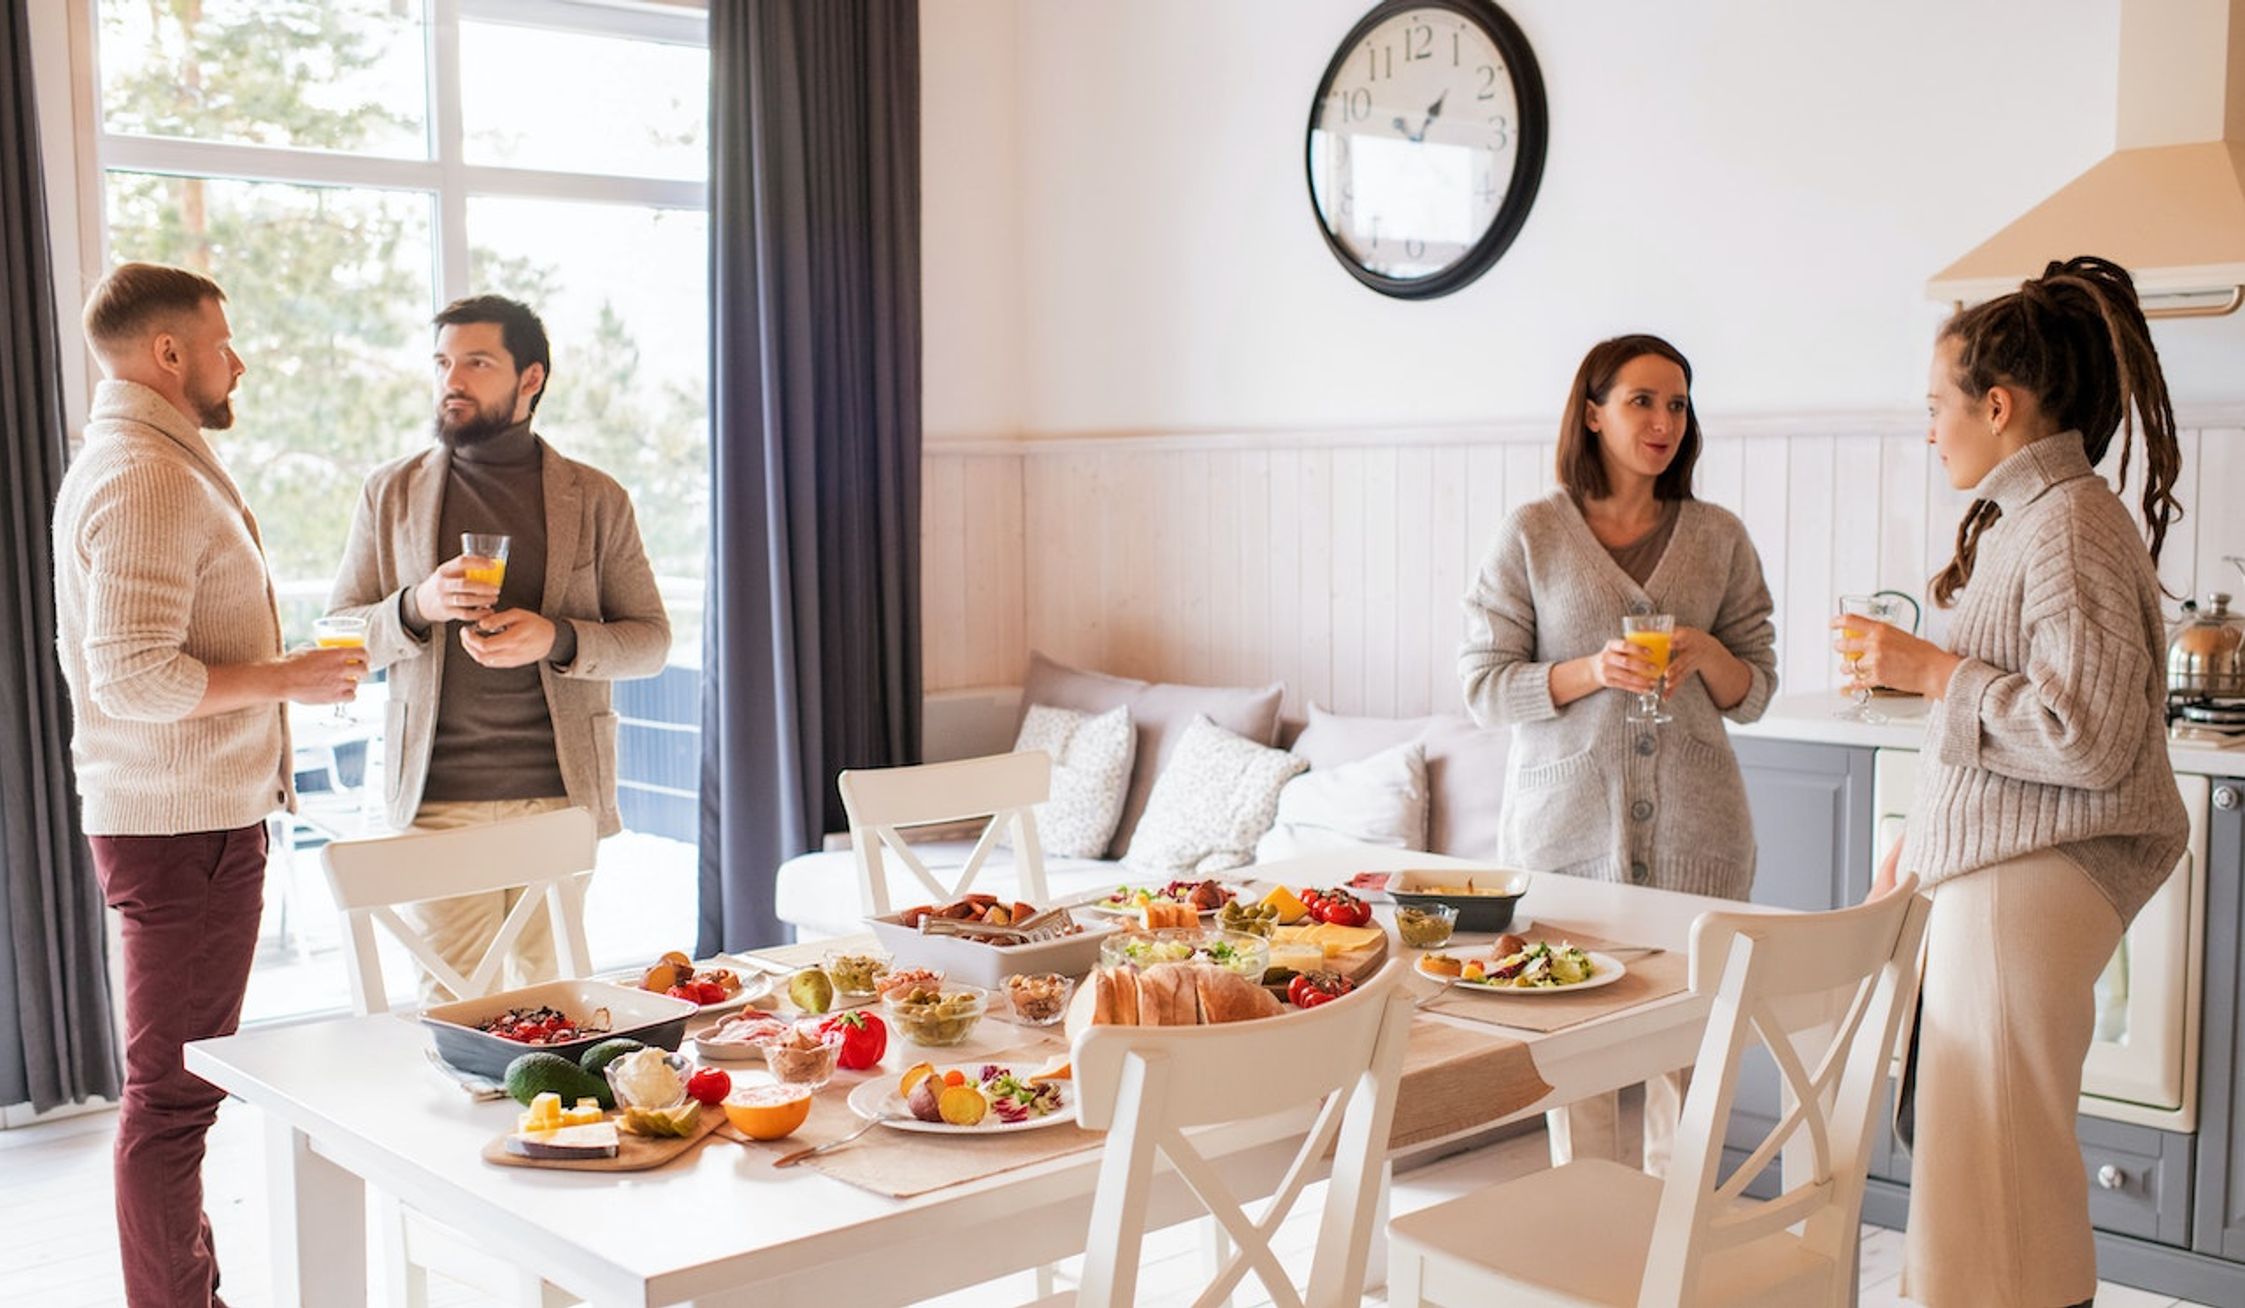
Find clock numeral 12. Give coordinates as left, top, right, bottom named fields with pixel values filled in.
left=1406, top=24, right=1433, bottom=61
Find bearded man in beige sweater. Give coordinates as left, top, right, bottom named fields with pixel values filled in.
left=52, top=263, right=364, bottom=1308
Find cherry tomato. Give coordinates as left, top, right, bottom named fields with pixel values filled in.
left=694, top=979, right=729, bottom=1005
left=1287, top=971, right=1354, bottom=1009
left=686, top=1066, right=732, bottom=1105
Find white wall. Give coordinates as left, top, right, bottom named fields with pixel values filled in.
left=927, top=0, right=2245, bottom=440
left=920, top=0, right=1024, bottom=440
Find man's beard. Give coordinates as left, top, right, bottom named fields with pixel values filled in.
left=436, top=393, right=517, bottom=446
left=188, top=374, right=235, bottom=430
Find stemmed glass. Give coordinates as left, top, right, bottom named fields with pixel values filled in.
left=1622, top=613, right=1674, bottom=725
left=311, top=614, right=368, bottom=723
left=1834, top=594, right=1902, bottom=724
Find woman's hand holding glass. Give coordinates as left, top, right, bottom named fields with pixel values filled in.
left=1828, top=614, right=1961, bottom=702
left=1584, top=638, right=1663, bottom=695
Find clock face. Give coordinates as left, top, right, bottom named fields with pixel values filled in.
left=1306, top=0, right=1547, bottom=299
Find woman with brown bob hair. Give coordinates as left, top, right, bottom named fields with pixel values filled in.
left=1836, top=257, right=2189, bottom=1305
left=1460, top=332, right=1777, bottom=1171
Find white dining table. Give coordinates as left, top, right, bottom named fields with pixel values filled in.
left=185, top=847, right=1775, bottom=1307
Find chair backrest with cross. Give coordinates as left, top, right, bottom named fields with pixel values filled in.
left=1640, top=878, right=1931, bottom=1306
left=320, top=805, right=599, bottom=1015
left=836, top=751, right=1052, bottom=916
left=1068, top=960, right=1416, bottom=1308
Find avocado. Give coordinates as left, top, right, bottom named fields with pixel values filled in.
left=503, top=1051, right=611, bottom=1108
left=578, top=1038, right=646, bottom=1080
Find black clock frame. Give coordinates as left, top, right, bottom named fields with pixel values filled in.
left=1304, top=0, right=1548, bottom=301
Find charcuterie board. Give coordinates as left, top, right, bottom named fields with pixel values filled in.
left=1262, top=922, right=1389, bottom=998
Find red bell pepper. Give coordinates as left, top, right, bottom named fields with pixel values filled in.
left=1287, top=971, right=1354, bottom=1009
left=818, top=1010, right=889, bottom=1070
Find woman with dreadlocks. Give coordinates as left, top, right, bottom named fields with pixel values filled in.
left=1836, top=256, right=2189, bottom=1306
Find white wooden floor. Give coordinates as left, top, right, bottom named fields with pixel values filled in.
left=0, top=1098, right=2220, bottom=1307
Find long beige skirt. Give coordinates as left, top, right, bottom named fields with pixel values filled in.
left=1901, top=847, right=2123, bottom=1307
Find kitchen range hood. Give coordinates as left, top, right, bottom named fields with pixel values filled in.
left=1929, top=0, right=2245, bottom=317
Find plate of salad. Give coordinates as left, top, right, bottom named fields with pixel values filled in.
left=847, top=1061, right=1076, bottom=1134
left=1417, top=941, right=1625, bottom=994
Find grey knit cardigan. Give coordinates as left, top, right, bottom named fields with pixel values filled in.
left=1901, top=433, right=2188, bottom=926
left=1460, top=491, right=1778, bottom=900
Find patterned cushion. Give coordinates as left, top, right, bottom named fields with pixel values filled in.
left=997, top=704, right=1135, bottom=859
left=1124, top=715, right=1307, bottom=878
left=1254, top=740, right=1428, bottom=862
left=1021, top=652, right=1286, bottom=858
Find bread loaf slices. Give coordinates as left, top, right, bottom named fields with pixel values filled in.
left=1190, top=963, right=1282, bottom=1024
left=1078, top=962, right=1281, bottom=1030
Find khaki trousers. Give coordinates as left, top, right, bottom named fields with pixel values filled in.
left=1548, top=1070, right=1692, bottom=1176
left=400, top=796, right=579, bottom=1005
left=1902, top=848, right=2123, bottom=1307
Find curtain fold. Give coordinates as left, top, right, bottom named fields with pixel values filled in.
left=1, top=0, right=121, bottom=1109
left=700, top=0, right=923, bottom=952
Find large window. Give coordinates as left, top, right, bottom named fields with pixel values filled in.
left=87, top=0, right=710, bottom=1020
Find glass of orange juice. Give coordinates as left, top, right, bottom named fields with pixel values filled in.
left=460, top=533, right=510, bottom=632
left=1622, top=613, right=1674, bottom=725
left=311, top=614, right=368, bottom=722
left=1834, top=594, right=1902, bottom=723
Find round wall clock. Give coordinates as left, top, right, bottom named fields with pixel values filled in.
left=1305, top=0, right=1548, bottom=299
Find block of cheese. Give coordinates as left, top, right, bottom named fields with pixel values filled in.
left=1267, top=942, right=1325, bottom=975
left=1270, top=923, right=1386, bottom=958
left=506, top=1121, right=621, bottom=1160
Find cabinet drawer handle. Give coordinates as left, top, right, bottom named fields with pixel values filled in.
left=2096, top=1164, right=2125, bottom=1190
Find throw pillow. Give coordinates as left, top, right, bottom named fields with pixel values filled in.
left=1124, top=715, right=1307, bottom=878
left=998, top=704, right=1134, bottom=859
left=1290, top=704, right=1511, bottom=860
left=1253, top=740, right=1428, bottom=862
left=1021, top=651, right=1286, bottom=858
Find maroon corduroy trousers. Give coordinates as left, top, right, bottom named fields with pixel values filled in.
left=91, top=823, right=267, bottom=1308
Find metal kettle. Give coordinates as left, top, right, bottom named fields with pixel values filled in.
left=2168, top=557, right=2245, bottom=699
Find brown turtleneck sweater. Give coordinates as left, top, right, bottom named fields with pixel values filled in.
left=400, top=419, right=574, bottom=803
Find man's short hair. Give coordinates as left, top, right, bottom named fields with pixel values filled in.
left=433, top=294, right=552, bottom=412
left=82, top=262, right=226, bottom=358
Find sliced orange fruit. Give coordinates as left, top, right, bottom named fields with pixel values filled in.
left=937, top=1084, right=987, bottom=1126
left=723, top=1084, right=813, bottom=1140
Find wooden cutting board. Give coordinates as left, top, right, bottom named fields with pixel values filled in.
left=1264, top=925, right=1389, bottom=998
left=482, top=1104, right=725, bottom=1172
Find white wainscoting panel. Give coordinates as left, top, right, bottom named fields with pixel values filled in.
left=924, top=425, right=2245, bottom=716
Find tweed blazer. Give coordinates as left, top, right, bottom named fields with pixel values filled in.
left=1460, top=491, right=1778, bottom=899
left=327, top=438, right=670, bottom=836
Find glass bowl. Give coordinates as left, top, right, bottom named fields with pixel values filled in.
left=881, top=982, right=990, bottom=1047
left=759, top=1027, right=844, bottom=1090
left=822, top=948, right=893, bottom=999
left=601, top=1048, right=691, bottom=1110
left=1099, top=927, right=1271, bottom=981
left=1393, top=902, right=1459, bottom=949
left=1001, top=972, right=1076, bottom=1026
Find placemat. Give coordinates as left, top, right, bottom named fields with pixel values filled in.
left=1389, top=1016, right=1550, bottom=1149
left=1420, top=925, right=1688, bottom=1033
left=719, top=1028, right=1098, bottom=1199
left=482, top=1103, right=725, bottom=1172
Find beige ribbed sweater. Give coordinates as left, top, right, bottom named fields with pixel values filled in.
left=1460, top=491, right=1778, bottom=899
left=52, top=380, right=293, bottom=836
left=1903, top=432, right=2188, bottom=926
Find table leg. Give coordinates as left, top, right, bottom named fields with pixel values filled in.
left=264, top=1114, right=367, bottom=1307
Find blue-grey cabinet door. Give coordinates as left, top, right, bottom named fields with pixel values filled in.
left=1721, top=737, right=1875, bottom=1192
left=2191, top=779, right=2245, bottom=1260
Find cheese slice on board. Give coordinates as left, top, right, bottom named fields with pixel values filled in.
left=1271, top=922, right=1386, bottom=957
left=506, top=1121, right=620, bottom=1160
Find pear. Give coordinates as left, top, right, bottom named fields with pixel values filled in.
left=787, top=967, right=834, bottom=1015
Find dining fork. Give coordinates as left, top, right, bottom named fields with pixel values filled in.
left=771, top=1113, right=901, bottom=1167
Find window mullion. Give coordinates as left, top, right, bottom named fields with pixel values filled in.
left=433, top=0, right=471, bottom=305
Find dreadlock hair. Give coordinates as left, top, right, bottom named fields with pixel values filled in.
left=1929, top=255, right=2184, bottom=606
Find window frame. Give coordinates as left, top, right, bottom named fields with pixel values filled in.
left=42, top=0, right=710, bottom=429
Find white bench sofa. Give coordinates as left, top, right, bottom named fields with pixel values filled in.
left=773, top=656, right=1512, bottom=942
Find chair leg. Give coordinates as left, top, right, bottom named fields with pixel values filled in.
left=374, top=1193, right=428, bottom=1308
left=1200, top=1217, right=1237, bottom=1307
left=1034, top=1264, right=1057, bottom=1299
left=1385, top=1238, right=1424, bottom=1307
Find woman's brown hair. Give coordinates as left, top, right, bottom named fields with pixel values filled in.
left=1930, top=255, right=2184, bottom=605
left=1555, top=333, right=1701, bottom=502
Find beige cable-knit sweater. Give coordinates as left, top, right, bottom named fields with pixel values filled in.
left=52, top=380, right=293, bottom=836
left=1460, top=491, right=1778, bottom=899
left=1903, top=432, right=2188, bottom=926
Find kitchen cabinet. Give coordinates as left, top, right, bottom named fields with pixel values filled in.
left=1720, top=738, right=1875, bottom=1193
left=2193, top=778, right=2245, bottom=1260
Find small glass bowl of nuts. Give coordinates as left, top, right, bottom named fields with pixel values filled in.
left=881, top=982, right=989, bottom=1047
left=821, top=948, right=893, bottom=999
left=1002, top=972, right=1075, bottom=1026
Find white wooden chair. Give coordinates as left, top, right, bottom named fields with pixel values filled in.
left=321, top=805, right=599, bottom=1308
left=1388, top=879, right=1931, bottom=1308
left=837, top=750, right=1052, bottom=915
left=1055, top=959, right=1417, bottom=1308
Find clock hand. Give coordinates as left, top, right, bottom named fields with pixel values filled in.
left=1420, top=91, right=1447, bottom=138
left=1391, top=113, right=1412, bottom=138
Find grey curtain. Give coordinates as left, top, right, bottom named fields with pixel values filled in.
left=699, top=0, right=923, bottom=952
left=1, top=0, right=120, bottom=1109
